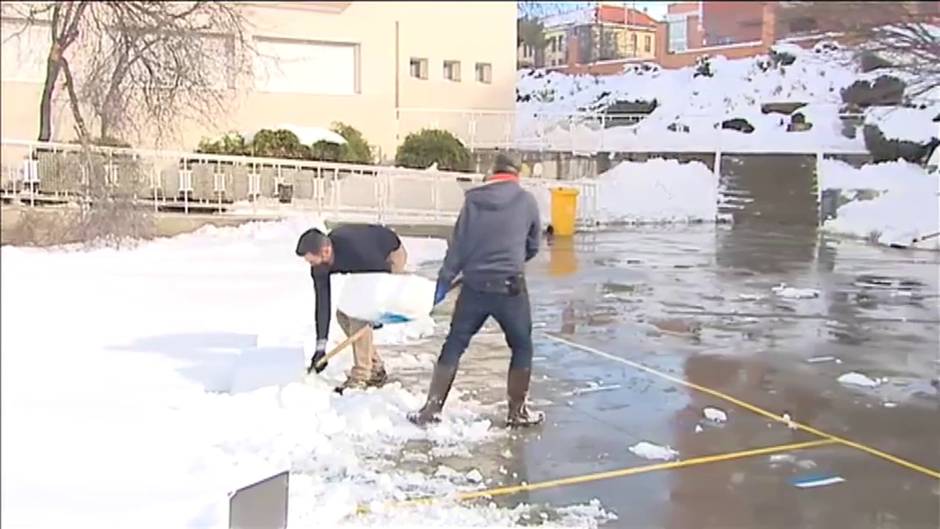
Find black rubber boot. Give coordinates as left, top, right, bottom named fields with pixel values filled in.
left=408, top=363, right=458, bottom=426
left=506, top=368, right=545, bottom=428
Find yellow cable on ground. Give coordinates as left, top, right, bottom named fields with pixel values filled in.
left=544, top=333, right=940, bottom=480
left=381, top=439, right=835, bottom=511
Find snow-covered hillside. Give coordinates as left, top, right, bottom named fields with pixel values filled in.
left=516, top=41, right=939, bottom=153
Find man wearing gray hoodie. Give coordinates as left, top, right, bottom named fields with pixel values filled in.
left=409, top=154, right=544, bottom=428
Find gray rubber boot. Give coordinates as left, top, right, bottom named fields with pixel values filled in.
left=408, top=363, right=458, bottom=426
left=507, top=368, right=545, bottom=428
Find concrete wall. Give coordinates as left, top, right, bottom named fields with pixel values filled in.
left=0, top=2, right=517, bottom=160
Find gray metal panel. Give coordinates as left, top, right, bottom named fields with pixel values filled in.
left=228, top=471, right=289, bottom=529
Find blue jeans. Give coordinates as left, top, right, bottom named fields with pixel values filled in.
left=438, top=282, right=533, bottom=370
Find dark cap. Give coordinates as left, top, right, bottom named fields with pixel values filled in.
left=295, top=228, right=330, bottom=256
left=492, top=153, right=519, bottom=175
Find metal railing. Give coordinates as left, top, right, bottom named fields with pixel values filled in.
left=0, top=138, right=601, bottom=226
left=397, top=106, right=871, bottom=155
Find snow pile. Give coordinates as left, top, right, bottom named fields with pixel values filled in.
left=819, top=159, right=940, bottom=249
left=595, top=159, right=719, bottom=224
left=516, top=40, right=937, bottom=153
left=0, top=218, right=610, bottom=528
left=864, top=106, right=940, bottom=144
left=628, top=442, right=679, bottom=461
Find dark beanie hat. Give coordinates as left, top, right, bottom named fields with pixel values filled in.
left=492, top=153, right=519, bottom=175
left=295, top=228, right=329, bottom=256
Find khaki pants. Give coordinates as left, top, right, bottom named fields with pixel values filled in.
left=341, top=244, right=408, bottom=382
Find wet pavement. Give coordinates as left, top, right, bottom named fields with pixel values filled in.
left=383, top=224, right=940, bottom=528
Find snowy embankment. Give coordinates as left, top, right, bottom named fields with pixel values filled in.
left=819, top=159, right=939, bottom=250
left=516, top=41, right=938, bottom=154
left=0, top=218, right=612, bottom=528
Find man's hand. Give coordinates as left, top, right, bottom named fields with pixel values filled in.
left=434, top=278, right=450, bottom=306
left=308, top=340, right=328, bottom=374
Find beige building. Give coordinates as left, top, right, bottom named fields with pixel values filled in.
left=0, top=1, right=516, bottom=161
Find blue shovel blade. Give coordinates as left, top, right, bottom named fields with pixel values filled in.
left=375, top=312, right=412, bottom=325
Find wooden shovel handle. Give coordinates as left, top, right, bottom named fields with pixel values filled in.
left=310, top=324, right=372, bottom=373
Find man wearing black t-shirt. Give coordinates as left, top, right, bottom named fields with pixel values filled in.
left=295, top=224, right=407, bottom=392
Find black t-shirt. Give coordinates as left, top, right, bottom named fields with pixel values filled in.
left=311, top=224, right=402, bottom=341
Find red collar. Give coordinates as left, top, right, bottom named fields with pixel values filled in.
left=487, top=172, right=519, bottom=183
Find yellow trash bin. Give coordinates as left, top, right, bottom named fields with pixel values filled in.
left=550, top=187, right=579, bottom=236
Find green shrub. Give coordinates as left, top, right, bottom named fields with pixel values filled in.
left=395, top=129, right=471, bottom=172
left=250, top=129, right=311, bottom=159
left=196, top=132, right=249, bottom=155
left=310, top=122, right=373, bottom=164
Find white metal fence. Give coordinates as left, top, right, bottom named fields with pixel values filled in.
left=396, top=106, right=869, bottom=154
left=0, top=139, right=600, bottom=226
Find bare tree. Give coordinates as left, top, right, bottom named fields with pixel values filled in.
left=2, top=1, right=252, bottom=247
left=6, top=1, right=252, bottom=145
left=778, top=1, right=940, bottom=97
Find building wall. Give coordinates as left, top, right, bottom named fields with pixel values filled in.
left=0, top=1, right=516, bottom=159
left=543, top=28, right=568, bottom=67
left=702, top=1, right=764, bottom=45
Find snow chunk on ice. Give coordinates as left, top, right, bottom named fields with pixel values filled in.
left=838, top=372, right=882, bottom=388
left=703, top=406, right=728, bottom=423
left=629, top=441, right=679, bottom=461
left=772, top=283, right=820, bottom=299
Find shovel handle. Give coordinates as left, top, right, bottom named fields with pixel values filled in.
left=309, top=324, right=373, bottom=374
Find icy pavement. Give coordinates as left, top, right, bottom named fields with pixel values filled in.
left=3, top=219, right=939, bottom=528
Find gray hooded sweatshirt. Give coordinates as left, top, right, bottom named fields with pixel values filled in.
left=438, top=179, right=541, bottom=288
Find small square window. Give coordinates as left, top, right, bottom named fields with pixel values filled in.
left=443, top=60, right=461, bottom=82
left=475, top=62, right=492, bottom=84
left=410, top=58, right=428, bottom=80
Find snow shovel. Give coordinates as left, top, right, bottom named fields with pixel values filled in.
left=306, top=277, right=462, bottom=375
left=889, top=231, right=940, bottom=249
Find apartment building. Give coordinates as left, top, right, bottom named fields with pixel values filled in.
left=545, top=1, right=939, bottom=75
left=0, top=1, right=516, bottom=159
left=518, top=2, right=657, bottom=70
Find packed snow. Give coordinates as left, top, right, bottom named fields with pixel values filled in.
left=628, top=442, right=679, bottom=461
left=0, top=218, right=612, bottom=528
left=819, top=159, right=940, bottom=249
left=516, top=40, right=937, bottom=153
left=594, top=159, right=719, bottom=224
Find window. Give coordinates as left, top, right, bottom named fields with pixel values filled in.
left=410, top=57, right=428, bottom=79
left=254, top=37, right=358, bottom=94
left=443, top=60, right=461, bottom=82
left=644, top=35, right=652, bottom=53
left=550, top=36, right=557, bottom=53
left=631, top=33, right=638, bottom=53
left=475, top=62, right=492, bottom=84
left=666, top=14, right=688, bottom=53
